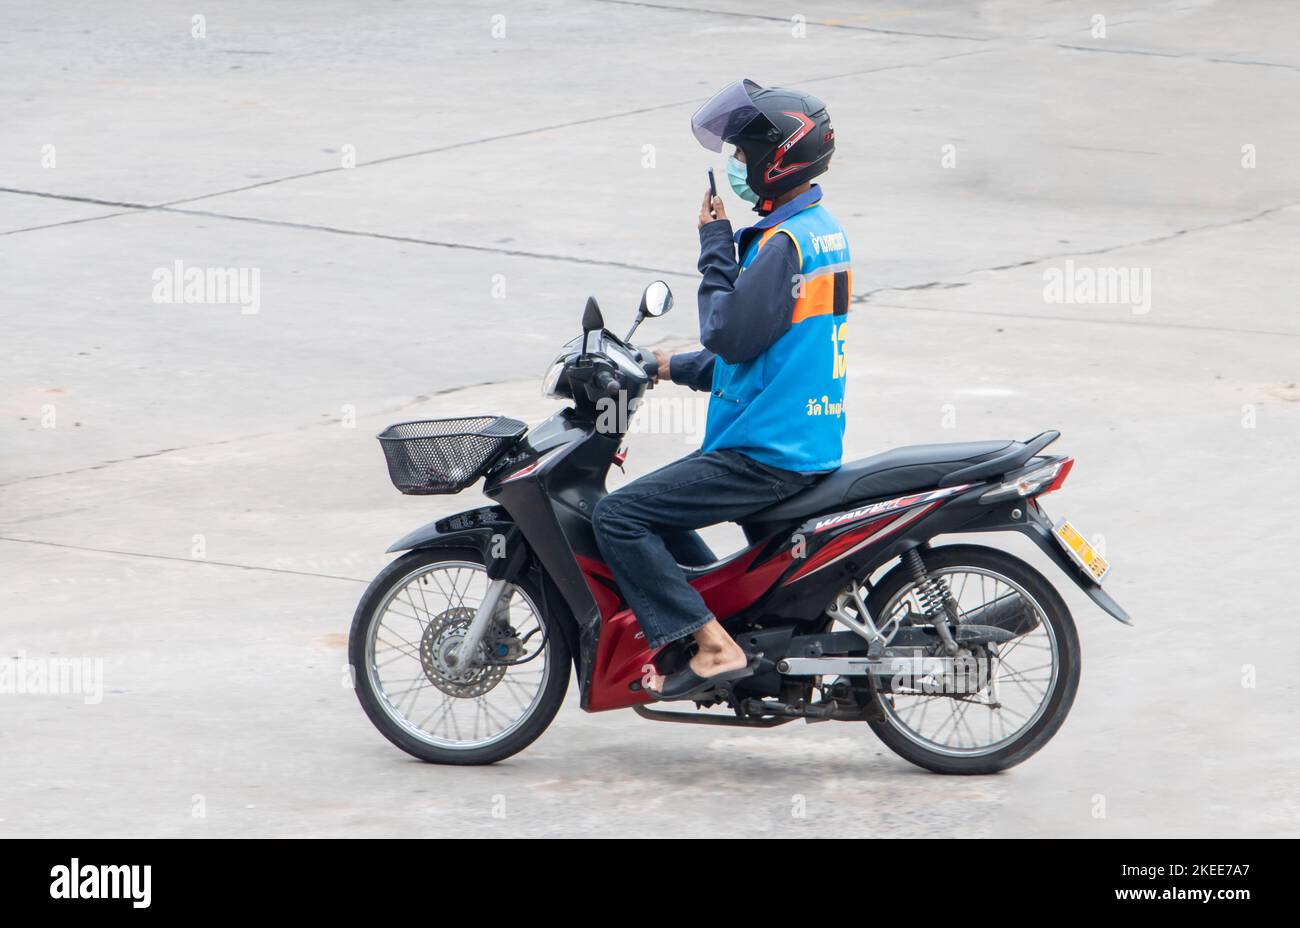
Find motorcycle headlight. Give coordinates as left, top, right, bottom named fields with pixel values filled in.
left=541, top=359, right=567, bottom=398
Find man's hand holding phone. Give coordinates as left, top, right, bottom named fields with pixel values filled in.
left=697, top=189, right=727, bottom=229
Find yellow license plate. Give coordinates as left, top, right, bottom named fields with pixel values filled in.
left=1054, top=519, right=1110, bottom=582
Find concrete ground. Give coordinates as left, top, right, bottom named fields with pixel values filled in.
left=2, top=1, right=1297, bottom=837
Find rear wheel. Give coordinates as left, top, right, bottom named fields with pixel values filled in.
left=349, top=547, right=570, bottom=765
left=863, top=545, right=1080, bottom=775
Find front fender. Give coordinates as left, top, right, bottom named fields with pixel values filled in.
left=386, top=505, right=511, bottom=554
left=385, top=505, right=586, bottom=684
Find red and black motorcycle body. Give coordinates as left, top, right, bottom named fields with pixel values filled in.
left=383, top=329, right=1128, bottom=715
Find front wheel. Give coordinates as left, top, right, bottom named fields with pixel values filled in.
left=349, top=547, right=570, bottom=765
left=863, top=544, right=1081, bottom=775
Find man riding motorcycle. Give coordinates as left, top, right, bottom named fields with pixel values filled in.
left=592, top=79, right=851, bottom=701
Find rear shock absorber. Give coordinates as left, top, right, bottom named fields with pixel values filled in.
left=904, top=548, right=960, bottom=654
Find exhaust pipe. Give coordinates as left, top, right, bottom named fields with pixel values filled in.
left=961, top=591, right=1040, bottom=637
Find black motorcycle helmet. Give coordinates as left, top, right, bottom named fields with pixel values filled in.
left=691, top=78, right=835, bottom=213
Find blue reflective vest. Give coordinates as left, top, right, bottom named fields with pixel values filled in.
left=701, top=200, right=852, bottom=472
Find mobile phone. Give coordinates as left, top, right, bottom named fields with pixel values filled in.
left=707, top=167, right=718, bottom=217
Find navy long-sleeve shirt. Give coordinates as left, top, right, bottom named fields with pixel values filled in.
left=668, top=218, right=799, bottom=392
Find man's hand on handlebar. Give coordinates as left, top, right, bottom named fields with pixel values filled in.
left=652, top=349, right=671, bottom=384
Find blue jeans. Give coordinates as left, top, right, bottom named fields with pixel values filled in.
left=591, top=450, right=816, bottom=649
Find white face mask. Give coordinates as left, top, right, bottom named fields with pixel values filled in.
left=727, top=155, right=759, bottom=204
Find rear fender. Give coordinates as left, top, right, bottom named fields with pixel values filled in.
left=958, top=497, right=1131, bottom=624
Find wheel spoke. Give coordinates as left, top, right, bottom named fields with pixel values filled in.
left=875, top=564, right=1064, bottom=758
left=364, top=559, right=553, bottom=750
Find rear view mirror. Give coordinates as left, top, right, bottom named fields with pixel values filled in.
left=624, top=281, right=673, bottom=342
left=640, top=280, right=673, bottom=318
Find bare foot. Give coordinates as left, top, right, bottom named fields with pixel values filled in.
left=687, top=639, right=747, bottom=678
left=647, top=619, right=747, bottom=693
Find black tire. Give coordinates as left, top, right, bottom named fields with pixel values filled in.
left=863, top=544, right=1080, bottom=775
left=348, top=547, right=570, bottom=765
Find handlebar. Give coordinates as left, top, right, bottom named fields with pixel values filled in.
left=593, top=368, right=622, bottom=397
left=634, top=349, right=659, bottom=381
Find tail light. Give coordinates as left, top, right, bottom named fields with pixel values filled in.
left=1038, top=457, right=1074, bottom=496
left=980, top=457, right=1073, bottom=502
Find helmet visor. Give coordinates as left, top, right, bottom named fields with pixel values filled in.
left=690, top=79, right=767, bottom=152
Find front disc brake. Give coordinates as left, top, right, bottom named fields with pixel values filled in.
left=419, top=607, right=509, bottom=697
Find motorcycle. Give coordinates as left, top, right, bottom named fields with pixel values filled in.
left=348, top=281, right=1130, bottom=774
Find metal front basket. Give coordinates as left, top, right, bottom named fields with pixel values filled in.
left=377, top=416, right=528, bottom=495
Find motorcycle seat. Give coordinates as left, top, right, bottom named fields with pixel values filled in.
left=744, top=439, right=1017, bottom=525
